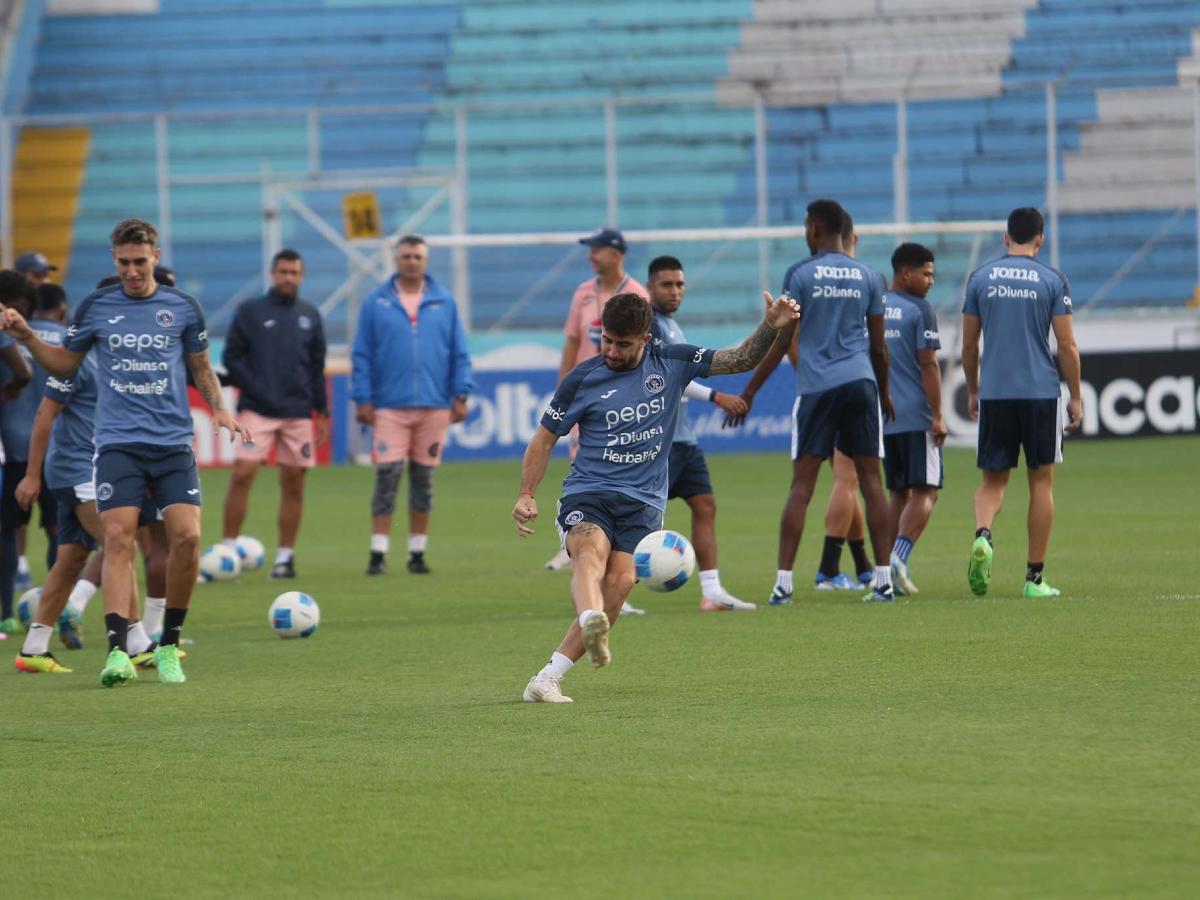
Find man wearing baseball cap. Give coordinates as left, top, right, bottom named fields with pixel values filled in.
left=14, top=253, right=57, bottom=288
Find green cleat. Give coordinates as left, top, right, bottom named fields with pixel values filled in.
left=155, top=644, right=186, bottom=684
left=0, top=617, right=19, bottom=635
left=967, top=536, right=993, bottom=597
left=1022, top=580, right=1061, bottom=598
left=99, top=648, right=137, bottom=687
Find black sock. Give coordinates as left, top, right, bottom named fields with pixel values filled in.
left=818, top=536, right=845, bottom=578
left=1026, top=562, right=1044, bottom=584
left=105, top=613, right=129, bottom=652
left=975, top=527, right=993, bottom=545
left=160, top=607, right=188, bottom=647
left=848, top=539, right=870, bottom=575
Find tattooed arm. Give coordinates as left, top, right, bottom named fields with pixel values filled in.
left=186, top=348, right=253, bottom=444
left=707, top=292, right=801, bottom=376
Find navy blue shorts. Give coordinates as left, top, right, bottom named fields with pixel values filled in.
left=1, top=461, right=57, bottom=531
left=555, top=491, right=663, bottom=555
left=667, top=443, right=714, bottom=500
left=977, top=398, right=1063, bottom=471
left=138, top=494, right=163, bottom=527
left=94, top=444, right=201, bottom=514
left=792, top=378, right=882, bottom=460
left=52, top=486, right=99, bottom=551
left=883, top=431, right=944, bottom=491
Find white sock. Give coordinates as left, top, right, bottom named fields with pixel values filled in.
left=408, top=534, right=428, bottom=554
left=275, top=547, right=294, bottom=565
left=872, top=565, right=893, bottom=591
left=67, top=579, right=98, bottom=615
left=699, top=569, right=722, bottom=597
left=127, top=621, right=153, bottom=654
left=775, top=570, right=793, bottom=593
left=370, top=534, right=389, bottom=554
left=22, top=622, right=51, bottom=655
left=142, top=597, right=166, bottom=636
left=17, top=555, right=29, bottom=576
left=539, top=651, right=574, bottom=680
left=222, top=537, right=238, bottom=550
left=578, top=609, right=603, bottom=629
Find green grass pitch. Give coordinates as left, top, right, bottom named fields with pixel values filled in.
left=4, top=437, right=1198, bottom=898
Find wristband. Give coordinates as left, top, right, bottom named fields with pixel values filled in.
left=709, top=388, right=718, bottom=403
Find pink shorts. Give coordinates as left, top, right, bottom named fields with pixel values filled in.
left=236, top=410, right=316, bottom=467
left=373, top=408, right=451, bottom=467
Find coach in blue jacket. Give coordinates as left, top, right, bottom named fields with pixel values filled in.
left=352, top=234, right=474, bottom=576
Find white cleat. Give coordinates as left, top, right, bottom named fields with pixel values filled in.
left=619, top=600, right=646, bottom=616
left=580, top=610, right=611, bottom=668
left=544, top=549, right=571, bottom=571
left=523, top=673, right=573, bottom=703
left=699, top=591, right=757, bottom=611
left=890, top=552, right=918, bottom=596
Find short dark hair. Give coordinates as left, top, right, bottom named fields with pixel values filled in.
left=1007, top=207, right=1044, bottom=244
left=397, top=234, right=426, bottom=248
left=154, top=265, right=175, bottom=286
left=806, top=199, right=846, bottom=237
left=647, top=255, right=684, bottom=279
left=272, top=249, right=302, bottom=269
left=35, top=282, right=68, bottom=315
left=0, top=270, right=35, bottom=306
left=891, top=242, right=935, bottom=273
left=601, top=292, right=652, bottom=337
left=840, top=210, right=855, bottom=244
left=110, top=218, right=158, bottom=247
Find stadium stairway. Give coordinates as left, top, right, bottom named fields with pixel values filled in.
left=11, top=126, right=89, bottom=283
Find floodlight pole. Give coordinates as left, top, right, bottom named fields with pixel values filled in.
left=1046, top=81, right=1060, bottom=271
left=754, top=91, right=770, bottom=295
left=893, top=97, right=909, bottom=240
left=604, top=99, right=618, bottom=227
left=154, top=113, right=173, bottom=265
left=1193, top=77, right=1200, bottom=299
left=453, top=104, right=471, bottom=328
left=0, top=117, right=12, bottom=267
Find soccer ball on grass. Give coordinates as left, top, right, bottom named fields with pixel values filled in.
left=199, top=544, right=241, bottom=582
left=234, top=535, right=265, bottom=571
left=634, top=529, right=696, bottom=592
left=269, top=591, right=319, bottom=638
left=17, top=587, right=42, bottom=625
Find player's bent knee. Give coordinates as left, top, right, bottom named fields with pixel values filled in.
left=408, top=463, right=435, bottom=513
left=371, top=462, right=403, bottom=516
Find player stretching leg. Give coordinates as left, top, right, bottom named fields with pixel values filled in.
left=879, top=243, right=947, bottom=595
left=514, top=291, right=798, bottom=702
left=1, top=219, right=250, bottom=686
left=962, top=208, right=1082, bottom=597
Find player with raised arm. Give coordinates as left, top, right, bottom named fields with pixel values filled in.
left=646, top=255, right=754, bottom=612
left=731, top=199, right=896, bottom=605
left=962, top=207, right=1082, bottom=597
left=880, top=243, right=947, bottom=595
left=512, top=291, right=799, bottom=703
left=0, top=219, right=250, bottom=686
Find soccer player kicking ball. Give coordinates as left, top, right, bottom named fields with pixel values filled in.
left=962, top=207, right=1082, bottom=597
left=879, top=243, right=947, bottom=595
left=0, top=219, right=250, bottom=686
left=513, top=291, right=799, bottom=703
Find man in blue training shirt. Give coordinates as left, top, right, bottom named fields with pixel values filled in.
left=879, top=243, right=946, bottom=596
left=512, top=291, right=799, bottom=703
left=735, top=199, right=897, bottom=604
left=962, top=207, right=1082, bottom=598
left=646, top=254, right=755, bottom=612
left=0, top=218, right=250, bottom=687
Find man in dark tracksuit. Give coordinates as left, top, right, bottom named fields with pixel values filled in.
left=221, top=249, right=328, bottom=579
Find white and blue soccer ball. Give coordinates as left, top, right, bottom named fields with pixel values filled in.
left=269, top=591, right=320, bottom=639
left=17, top=587, right=42, bottom=625
left=199, top=544, right=241, bottom=582
left=234, top=535, right=266, bottom=571
left=634, top=529, right=696, bottom=592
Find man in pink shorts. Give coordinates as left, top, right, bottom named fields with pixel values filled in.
left=544, top=228, right=648, bottom=582
left=352, top=235, right=473, bottom=576
left=222, top=249, right=329, bottom=578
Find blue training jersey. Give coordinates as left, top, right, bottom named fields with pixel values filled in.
left=63, top=284, right=209, bottom=450
left=649, top=310, right=699, bottom=446
left=0, top=318, right=65, bottom=462
left=962, top=255, right=1071, bottom=400
left=540, top=342, right=716, bottom=511
left=883, top=291, right=941, bottom=435
left=782, top=251, right=884, bottom=395
left=43, top=350, right=100, bottom=491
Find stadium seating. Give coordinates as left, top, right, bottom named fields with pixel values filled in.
left=9, top=0, right=1200, bottom=329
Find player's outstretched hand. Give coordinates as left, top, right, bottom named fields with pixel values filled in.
left=512, top=492, right=538, bottom=536
left=763, top=291, right=801, bottom=329
left=930, top=416, right=948, bottom=447
left=1065, top=397, right=1084, bottom=433
left=713, top=391, right=747, bottom=418
left=214, top=409, right=253, bottom=445
left=0, top=307, right=32, bottom=341
left=722, top=392, right=755, bottom=429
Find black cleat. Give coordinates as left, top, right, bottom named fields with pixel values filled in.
left=269, top=559, right=296, bottom=579
left=406, top=552, right=431, bottom=574
left=366, top=551, right=387, bottom=576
